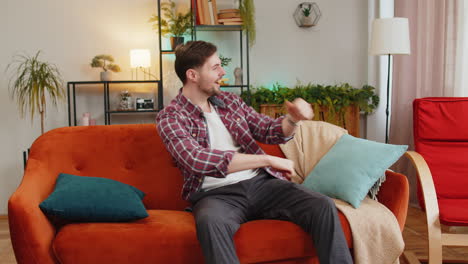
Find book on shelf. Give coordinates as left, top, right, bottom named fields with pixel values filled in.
left=210, top=0, right=219, bottom=24
left=222, top=21, right=243, bottom=25
left=218, top=17, right=243, bottom=23
left=192, top=0, right=201, bottom=25
left=207, top=0, right=215, bottom=25
left=218, top=8, right=239, bottom=14
left=196, top=0, right=205, bottom=24
left=201, top=0, right=211, bottom=25
left=218, top=12, right=240, bottom=19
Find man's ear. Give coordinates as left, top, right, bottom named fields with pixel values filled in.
left=186, top=69, right=198, bottom=83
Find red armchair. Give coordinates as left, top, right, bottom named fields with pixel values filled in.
left=405, top=97, right=468, bottom=264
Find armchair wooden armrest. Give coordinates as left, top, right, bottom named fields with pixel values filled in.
left=404, top=150, right=443, bottom=264
left=8, top=158, right=59, bottom=264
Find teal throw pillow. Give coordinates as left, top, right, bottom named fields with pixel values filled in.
left=40, top=173, right=148, bottom=222
left=302, top=134, right=407, bottom=208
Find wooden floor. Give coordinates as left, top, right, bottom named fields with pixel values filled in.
left=1, top=206, right=467, bottom=264
left=400, top=206, right=468, bottom=264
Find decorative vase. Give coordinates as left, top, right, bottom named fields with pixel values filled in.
left=234, top=67, right=243, bottom=85
left=100, top=71, right=112, bottom=81
left=119, top=97, right=133, bottom=111
left=118, top=90, right=133, bottom=110
left=170, top=37, right=185, bottom=50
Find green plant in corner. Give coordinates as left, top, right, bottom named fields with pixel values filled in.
left=239, top=0, right=256, bottom=47
left=148, top=0, right=192, bottom=38
left=6, top=51, right=65, bottom=135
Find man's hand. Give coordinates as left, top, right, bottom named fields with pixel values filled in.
left=285, top=98, right=314, bottom=122
left=267, top=155, right=296, bottom=178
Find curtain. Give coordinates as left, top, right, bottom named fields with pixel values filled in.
left=391, top=0, right=461, bottom=204
left=454, top=1, right=468, bottom=96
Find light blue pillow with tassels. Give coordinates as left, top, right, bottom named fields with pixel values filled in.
left=302, top=134, right=407, bottom=208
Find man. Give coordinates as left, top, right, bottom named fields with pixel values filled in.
left=156, top=41, right=352, bottom=264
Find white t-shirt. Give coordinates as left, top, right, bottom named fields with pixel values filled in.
left=201, top=105, right=258, bottom=191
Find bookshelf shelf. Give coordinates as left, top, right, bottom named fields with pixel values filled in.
left=194, top=25, right=243, bottom=31
left=161, top=50, right=175, bottom=54
left=67, top=80, right=161, bottom=126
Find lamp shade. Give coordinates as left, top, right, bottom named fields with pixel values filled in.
left=130, top=49, right=151, bottom=68
left=370, top=18, right=411, bottom=55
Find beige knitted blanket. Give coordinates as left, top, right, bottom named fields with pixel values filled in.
left=279, top=121, right=404, bottom=264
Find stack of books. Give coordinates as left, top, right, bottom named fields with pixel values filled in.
left=218, top=9, right=242, bottom=25
left=194, top=0, right=219, bottom=25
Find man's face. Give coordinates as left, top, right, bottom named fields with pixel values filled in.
left=194, top=53, right=226, bottom=96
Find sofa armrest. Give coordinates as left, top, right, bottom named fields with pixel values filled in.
left=377, top=169, right=409, bottom=231
left=8, top=158, right=59, bottom=264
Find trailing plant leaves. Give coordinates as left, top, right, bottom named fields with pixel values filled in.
left=239, top=0, right=256, bottom=47
left=242, top=83, right=379, bottom=117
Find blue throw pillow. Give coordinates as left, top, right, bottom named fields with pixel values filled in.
left=302, top=134, right=407, bottom=208
left=40, top=173, right=148, bottom=222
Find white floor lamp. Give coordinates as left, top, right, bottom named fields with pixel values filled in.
left=370, top=17, right=411, bottom=143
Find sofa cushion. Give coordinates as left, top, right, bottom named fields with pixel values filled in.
left=303, top=135, right=407, bottom=208
left=53, top=210, right=352, bottom=264
left=39, top=173, right=148, bottom=222
left=438, top=198, right=468, bottom=226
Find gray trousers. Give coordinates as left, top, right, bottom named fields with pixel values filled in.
left=189, top=171, right=353, bottom=264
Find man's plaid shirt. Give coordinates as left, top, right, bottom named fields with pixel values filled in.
left=156, top=90, right=293, bottom=201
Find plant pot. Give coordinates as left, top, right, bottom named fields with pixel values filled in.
left=170, top=37, right=185, bottom=50
left=301, top=16, right=314, bottom=27
left=100, top=71, right=112, bottom=81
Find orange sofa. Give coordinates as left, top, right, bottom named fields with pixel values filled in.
left=8, top=124, right=409, bottom=264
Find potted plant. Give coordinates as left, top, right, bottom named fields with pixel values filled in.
left=6, top=51, right=65, bottom=135
left=90, top=54, right=121, bottom=81
left=149, top=0, right=192, bottom=50
left=239, top=0, right=256, bottom=47
left=241, top=82, right=379, bottom=137
left=301, top=6, right=313, bottom=26
left=220, top=54, right=232, bottom=68
left=219, top=54, right=232, bottom=85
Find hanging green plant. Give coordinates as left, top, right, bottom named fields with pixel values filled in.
left=239, top=0, right=256, bottom=47
left=149, top=0, right=192, bottom=38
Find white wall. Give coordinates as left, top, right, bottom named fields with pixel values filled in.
left=366, top=0, right=394, bottom=143
left=252, top=0, right=369, bottom=88
left=0, top=0, right=370, bottom=214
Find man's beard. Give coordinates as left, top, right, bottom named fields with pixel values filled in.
left=199, top=83, right=221, bottom=96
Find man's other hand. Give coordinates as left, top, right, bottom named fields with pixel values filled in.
left=267, top=155, right=296, bottom=178
left=285, top=98, right=314, bottom=122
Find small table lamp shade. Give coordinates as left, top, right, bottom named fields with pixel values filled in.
left=130, top=49, right=151, bottom=68
left=370, top=18, right=411, bottom=55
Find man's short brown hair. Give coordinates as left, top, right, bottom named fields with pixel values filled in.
left=174, top=41, right=217, bottom=84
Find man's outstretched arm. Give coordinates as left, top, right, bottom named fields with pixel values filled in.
left=227, top=153, right=296, bottom=178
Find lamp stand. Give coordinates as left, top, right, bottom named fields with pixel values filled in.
left=385, top=54, right=391, bottom=144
